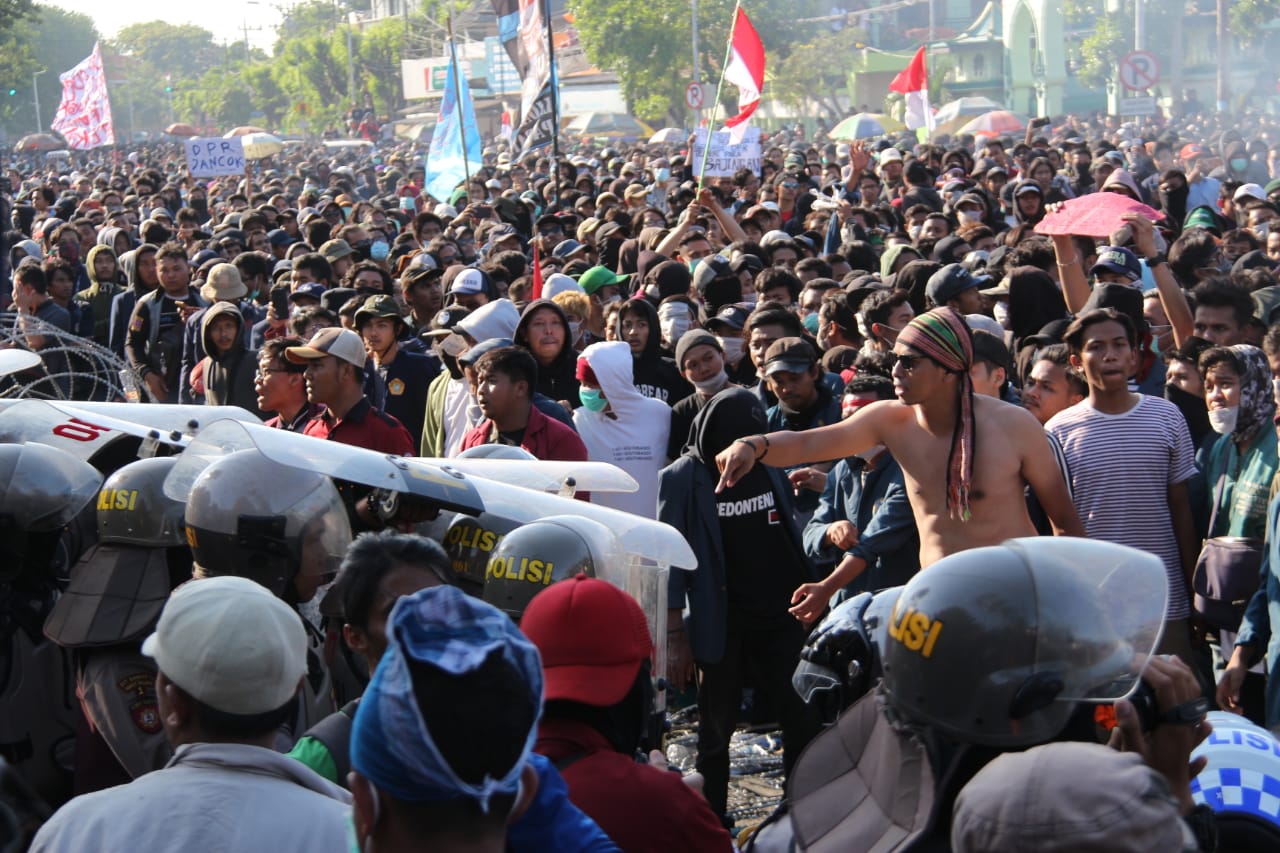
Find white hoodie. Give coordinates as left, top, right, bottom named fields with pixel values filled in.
left=574, top=341, right=671, bottom=518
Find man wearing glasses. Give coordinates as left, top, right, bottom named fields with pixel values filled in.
left=715, top=307, right=1083, bottom=569
left=255, top=337, right=322, bottom=433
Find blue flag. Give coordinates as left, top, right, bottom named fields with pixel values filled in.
left=425, top=46, right=482, bottom=203
left=823, top=204, right=842, bottom=255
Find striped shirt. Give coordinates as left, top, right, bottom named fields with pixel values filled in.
left=1047, top=395, right=1198, bottom=619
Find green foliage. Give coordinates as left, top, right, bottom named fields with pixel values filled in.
left=1077, top=11, right=1127, bottom=89
left=771, top=27, right=868, bottom=116
left=1230, top=0, right=1280, bottom=45
left=0, top=4, right=98, bottom=132
left=111, top=22, right=222, bottom=82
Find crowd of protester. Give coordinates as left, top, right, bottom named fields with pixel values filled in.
left=9, top=103, right=1280, bottom=849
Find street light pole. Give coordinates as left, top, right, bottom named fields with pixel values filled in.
left=33, top=68, right=46, bottom=132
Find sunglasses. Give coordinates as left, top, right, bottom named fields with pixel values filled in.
left=895, top=353, right=938, bottom=372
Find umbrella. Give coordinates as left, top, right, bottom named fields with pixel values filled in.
left=933, top=96, right=1006, bottom=128
left=165, top=122, right=199, bottom=137
left=238, top=132, right=284, bottom=160
left=14, top=133, right=63, bottom=152
left=958, top=110, right=1029, bottom=136
left=830, top=112, right=905, bottom=141
left=649, top=126, right=686, bottom=144
left=563, top=112, right=653, bottom=139
left=224, top=125, right=268, bottom=137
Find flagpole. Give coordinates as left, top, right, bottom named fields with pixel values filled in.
left=447, top=14, right=471, bottom=193
left=697, top=0, right=741, bottom=191
left=544, top=0, right=561, bottom=204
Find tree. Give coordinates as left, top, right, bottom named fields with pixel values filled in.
left=111, top=22, right=221, bottom=84
left=0, top=4, right=97, bottom=135
left=771, top=27, right=868, bottom=117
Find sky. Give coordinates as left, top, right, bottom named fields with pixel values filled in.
left=41, top=0, right=285, bottom=53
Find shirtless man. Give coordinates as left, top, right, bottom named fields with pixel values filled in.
left=716, top=308, right=1084, bottom=567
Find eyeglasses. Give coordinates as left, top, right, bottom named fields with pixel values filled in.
left=895, top=353, right=937, bottom=372
left=780, top=181, right=800, bottom=189
left=254, top=367, right=294, bottom=381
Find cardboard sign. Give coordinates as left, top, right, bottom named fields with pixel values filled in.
left=692, top=127, right=762, bottom=178
left=184, top=137, right=246, bottom=178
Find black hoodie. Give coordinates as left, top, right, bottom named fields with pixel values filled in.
left=617, top=297, right=691, bottom=405
left=514, top=299, right=580, bottom=406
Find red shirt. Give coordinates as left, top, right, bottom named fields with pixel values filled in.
left=303, top=398, right=415, bottom=456
left=535, top=718, right=733, bottom=853
left=460, top=404, right=588, bottom=464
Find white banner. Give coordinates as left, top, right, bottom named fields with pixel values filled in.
left=50, top=43, right=115, bottom=150
left=692, top=127, right=762, bottom=178
left=184, top=137, right=246, bottom=178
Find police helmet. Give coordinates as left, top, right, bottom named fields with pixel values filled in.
left=482, top=515, right=623, bottom=618
left=97, top=456, right=186, bottom=547
left=184, top=449, right=351, bottom=598
left=1191, top=712, right=1280, bottom=847
left=0, top=442, right=101, bottom=578
left=456, top=444, right=538, bottom=461
left=442, top=513, right=521, bottom=596
left=881, top=538, right=1167, bottom=748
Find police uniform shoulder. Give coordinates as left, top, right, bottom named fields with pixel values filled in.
left=371, top=407, right=406, bottom=429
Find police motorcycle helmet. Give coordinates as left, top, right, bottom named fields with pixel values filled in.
left=880, top=537, right=1168, bottom=748
left=0, top=442, right=101, bottom=579
left=441, top=445, right=538, bottom=594
left=183, top=449, right=352, bottom=602
left=1191, top=711, right=1280, bottom=849
left=792, top=586, right=903, bottom=724
left=482, top=514, right=624, bottom=619
left=44, top=456, right=193, bottom=648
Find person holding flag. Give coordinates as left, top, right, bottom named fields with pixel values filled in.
left=698, top=5, right=765, bottom=187
left=424, top=31, right=483, bottom=206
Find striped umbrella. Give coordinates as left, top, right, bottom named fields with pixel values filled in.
left=830, top=112, right=905, bottom=141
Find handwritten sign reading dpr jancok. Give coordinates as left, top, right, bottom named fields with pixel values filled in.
left=185, top=137, right=246, bottom=177
left=692, top=128, right=762, bottom=178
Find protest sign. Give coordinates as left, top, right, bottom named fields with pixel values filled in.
left=693, top=127, right=762, bottom=178
left=185, top=137, right=246, bottom=178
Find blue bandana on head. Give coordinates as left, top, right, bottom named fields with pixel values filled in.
left=350, top=586, right=543, bottom=812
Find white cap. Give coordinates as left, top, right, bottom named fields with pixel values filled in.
left=879, top=147, right=903, bottom=163
left=141, top=576, right=307, bottom=715
left=544, top=273, right=583, bottom=299
left=1234, top=182, right=1267, bottom=203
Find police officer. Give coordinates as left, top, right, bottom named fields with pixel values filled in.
left=0, top=443, right=102, bottom=807
left=180, top=448, right=353, bottom=744
left=43, top=456, right=192, bottom=792
left=353, top=295, right=440, bottom=449
left=748, top=538, right=1206, bottom=852
left=481, top=516, right=623, bottom=621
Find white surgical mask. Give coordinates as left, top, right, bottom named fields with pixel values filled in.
left=658, top=302, right=691, bottom=347
left=908, top=225, right=922, bottom=240
left=717, top=336, right=745, bottom=363
left=568, top=320, right=581, bottom=342
left=992, top=300, right=1010, bottom=329
left=1208, top=405, right=1239, bottom=435
left=741, top=292, right=759, bottom=306
left=958, top=209, right=982, bottom=224
left=692, top=369, right=728, bottom=395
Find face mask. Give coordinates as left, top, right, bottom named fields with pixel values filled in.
left=369, top=240, right=389, bottom=261
left=568, top=320, right=581, bottom=342
left=656, top=168, right=670, bottom=182
left=578, top=386, right=608, bottom=412
left=959, top=209, right=982, bottom=224
left=717, top=336, right=745, bottom=363
left=1273, top=377, right=1280, bottom=402
left=687, top=257, right=702, bottom=275
left=692, top=369, right=728, bottom=395
left=1230, top=158, right=1249, bottom=173
left=741, top=292, right=759, bottom=306
left=854, top=444, right=884, bottom=463
left=908, top=225, right=922, bottom=240
left=992, top=300, right=1010, bottom=328
left=1208, top=405, right=1239, bottom=435
left=802, top=313, right=820, bottom=335
left=660, top=316, right=690, bottom=347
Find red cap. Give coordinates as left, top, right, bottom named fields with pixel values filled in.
left=521, top=575, right=652, bottom=707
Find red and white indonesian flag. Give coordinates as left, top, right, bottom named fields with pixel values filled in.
left=889, top=46, right=935, bottom=132
left=721, top=7, right=765, bottom=144
left=51, top=43, right=115, bottom=149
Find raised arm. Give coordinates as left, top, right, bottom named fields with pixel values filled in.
left=1050, top=233, right=1092, bottom=315
left=1124, top=212, right=1193, bottom=346
left=697, top=188, right=747, bottom=246
left=715, top=400, right=896, bottom=492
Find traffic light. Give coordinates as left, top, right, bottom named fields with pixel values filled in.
left=5, top=89, right=15, bottom=97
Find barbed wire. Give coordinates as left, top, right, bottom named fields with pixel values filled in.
left=0, top=313, right=141, bottom=402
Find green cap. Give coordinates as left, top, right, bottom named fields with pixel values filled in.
left=1265, top=178, right=1280, bottom=197
left=354, top=294, right=405, bottom=328
left=1183, top=205, right=1221, bottom=235
left=578, top=265, right=630, bottom=296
